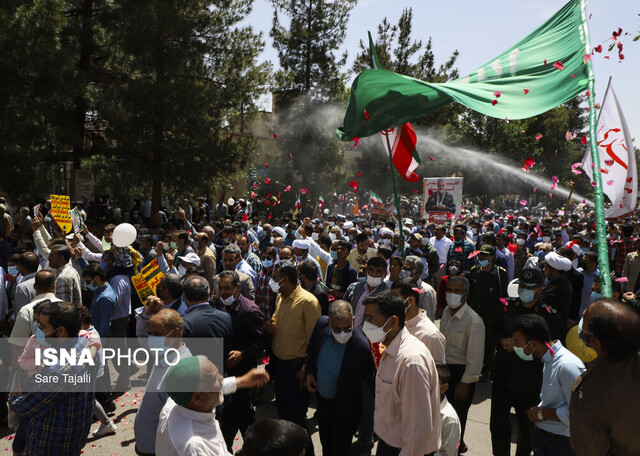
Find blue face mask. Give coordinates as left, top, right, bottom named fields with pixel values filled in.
left=262, top=259, right=274, bottom=269
left=152, top=234, right=159, bottom=243
left=330, top=251, right=338, bottom=260
left=478, top=259, right=491, bottom=267
left=8, top=266, right=19, bottom=276
left=87, top=283, right=99, bottom=291
left=357, top=276, right=367, bottom=283
left=518, top=288, right=536, bottom=303
left=590, top=291, right=601, bottom=303
left=148, top=328, right=174, bottom=353
left=36, top=326, right=55, bottom=348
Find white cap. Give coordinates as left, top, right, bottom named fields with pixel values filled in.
left=178, top=252, right=201, bottom=267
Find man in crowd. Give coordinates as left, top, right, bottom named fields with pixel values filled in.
left=391, top=277, right=446, bottom=364
left=429, top=225, right=453, bottom=286
left=557, top=246, right=584, bottom=324
left=363, top=290, right=441, bottom=456
left=510, top=314, right=585, bottom=456
left=447, top=224, right=477, bottom=275
left=264, top=261, right=320, bottom=453
left=325, top=240, right=357, bottom=300
left=194, top=231, right=217, bottom=289
left=305, top=300, right=374, bottom=456
left=577, top=251, right=599, bottom=318
left=540, top=252, right=573, bottom=325
left=570, top=299, right=640, bottom=456
left=11, top=252, right=38, bottom=317
left=216, top=270, right=266, bottom=450
left=347, top=232, right=378, bottom=272
left=255, top=246, right=277, bottom=317
left=298, top=259, right=330, bottom=316
left=437, top=364, right=461, bottom=456
left=440, top=276, right=485, bottom=454
left=213, top=244, right=256, bottom=301
left=49, top=244, right=82, bottom=306
left=238, top=235, right=262, bottom=276
left=403, top=255, right=437, bottom=321
left=82, top=263, right=116, bottom=339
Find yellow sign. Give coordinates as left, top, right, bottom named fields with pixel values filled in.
left=131, top=258, right=164, bottom=303
left=50, top=194, right=72, bottom=234
left=565, top=325, right=597, bottom=363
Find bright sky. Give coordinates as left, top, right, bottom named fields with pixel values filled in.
left=245, top=0, right=640, bottom=145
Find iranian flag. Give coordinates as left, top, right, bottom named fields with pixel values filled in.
left=370, top=191, right=383, bottom=206
left=381, top=123, right=420, bottom=182
left=318, top=194, right=325, bottom=208
left=294, top=194, right=301, bottom=210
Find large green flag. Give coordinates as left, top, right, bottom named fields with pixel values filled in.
left=337, top=0, right=590, bottom=141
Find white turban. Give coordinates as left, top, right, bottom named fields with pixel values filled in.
left=292, top=239, right=311, bottom=250
left=544, top=251, right=572, bottom=271
left=379, top=227, right=394, bottom=238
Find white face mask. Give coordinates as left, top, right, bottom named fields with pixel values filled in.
left=446, top=292, right=464, bottom=309
left=312, top=232, right=319, bottom=241
left=178, top=265, right=187, bottom=277
left=331, top=327, right=353, bottom=344
left=380, top=238, right=391, bottom=245
left=367, top=275, right=383, bottom=288
left=328, top=222, right=335, bottom=227
left=362, top=318, right=391, bottom=344
left=329, top=233, right=337, bottom=241
left=269, top=278, right=281, bottom=293
left=220, top=291, right=237, bottom=307
left=516, top=238, right=526, bottom=245
left=448, top=266, right=460, bottom=275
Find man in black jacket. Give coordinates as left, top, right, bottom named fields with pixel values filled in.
left=298, top=259, right=330, bottom=315
left=305, top=300, right=375, bottom=456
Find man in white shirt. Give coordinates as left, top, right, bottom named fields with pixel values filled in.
left=404, top=256, right=437, bottom=321
left=436, top=364, right=461, bottom=456
left=363, top=290, right=441, bottom=456
left=429, top=225, right=453, bottom=266
left=156, top=356, right=269, bottom=456
left=440, top=276, right=485, bottom=455
left=390, top=278, right=446, bottom=364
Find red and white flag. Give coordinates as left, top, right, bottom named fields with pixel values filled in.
left=381, top=122, right=420, bottom=182
left=582, top=80, right=637, bottom=219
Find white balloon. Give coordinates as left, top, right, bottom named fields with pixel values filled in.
left=227, top=198, right=235, bottom=206
left=507, top=278, right=520, bottom=299
left=112, top=223, right=137, bottom=247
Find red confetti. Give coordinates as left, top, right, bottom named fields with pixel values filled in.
left=242, top=214, right=249, bottom=222
left=349, top=181, right=358, bottom=189
left=619, top=54, right=625, bottom=60
left=455, top=247, right=463, bottom=253
left=586, top=90, right=590, bottom=97
left=491, top=99, right=498, bottom=106
left=520, top=200, right=527, bottom=205
left=591, top=181, right=597, bottom=187
left=494, top=91, right=501, bottom=98
left=533, top=187, right=537, bottom=193
left=524, top=157, right=535, bottom=168
left=553, top=61, right=565, bottom=70
left=357, top=171, right=361, bottom=177
left=250, top=191, right=255, bottom=199
left=535, top=134, right=543, bottom=141
left=353, top=137, right=359, bottom=148
left=543, top=59, right=547, bottom=66
left=594, top=45, right=602, bottom=53
left=284, top=185, right=291, bottom=192
left=364, top=109, right=370, bottom=120
left=523, top=89, right=529, bottom=94
left=252, top=182, right=258, bottom=188
left=521, top=166, right=530, bottom=173
left=264, top=177, right=271, bottom=184
left=549, top=193, right=553, bottom=199
left=301, top=188, right=308, bottom=194
left=581, top=136, right=587, bottom=145
left=272, top=133, right=277, bottom=139
left=552, top=176, right=559, bottom=183
left=429, top=156, right=434, bottom=161
left=571, top=74, right=575, bottom=78
left=265, top=163, right=268, bottom=168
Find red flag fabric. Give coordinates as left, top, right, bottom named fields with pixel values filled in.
left=381, top=123, right=419, bottom=182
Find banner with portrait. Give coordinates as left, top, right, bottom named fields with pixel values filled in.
left=422, top=177, right=464, bottom=224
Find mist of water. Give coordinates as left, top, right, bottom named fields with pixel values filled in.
left=413, top=131, right=594, bottom=207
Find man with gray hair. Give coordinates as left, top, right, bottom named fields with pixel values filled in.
left=404, top=255, right=437, bottom=321
left=305, top=300, right=374, bottom=456
left=213, top=244, right=256, bottom=300
left=440, top=275, right=485, bottom=454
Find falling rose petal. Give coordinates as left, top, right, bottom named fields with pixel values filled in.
left=524, top=157, right=535, bottom=168
left=353, top=137, right=359, bottom=148
left=599, top=168, right=609, bottom=174
left=533, top=187, right=537, bottom=193
left=349, top=181, right=358, bottom=189
left=553, top=61, right=565, bottom=70
left=504, top=117, right=509, bottom=123
left=521, top=166, right=530, bottom=173
left=607, top=180, right=614, bottom=185
left=363, top=109, right=370, bottom=121
left=265, top=163, right=268, bottom=168
left=591, top=181, right=597, bottom=187
left=491, top=99, right=498, bottom=106
left=550, top=183, right=557, bottom=191
left=572, top=74, right=575, bottom=78
left=604, top=55, right=610, bottom=60
left=523, top=89, right=529, bottom=94
left=535, top=134, right=543, bottom=141
left=555, top=149, right=558, bottom=156
left=617, top=41, right=623, bottom=51
left=572, top=169, right=583, bottom=175
left=494, top=91, right=501, bottom=98
left=591, top=163, right=595, bottom=169
left=570, top=180, right=574, bottom=185
left=284, top=185, right=291, bottom=192
left=357, top=171, right=362, bottom=177
left=619, top=54, right=625, bottom=60
left=520, top=200, right=527, bottom=205
left=467, top=250, right=480, bottom=259
left=549, top=193, right=553, bottom=199
left=616, top=277, right=629, bottom=283
left=429, top=156, right=434, bottom=161
left=583, top=54, right=592, bottom=64
left=413, top=190, right=418, bottom=193
left=594, top=45, right=602, bottom=53
left=272, top=133, right=277, bottom=139
left=565, top=131, right=574, bottom=141
left=582, top=136, right=587, bottom=145
left=252, top=182, right=258, bottom=188
left=499, top=297, right=507, bottom=307
left=250, top=191, right=255, bottom=199
left=552, top=176, right=559, bottom=183
left=543, top=59, right=547, bottom=66
left=301, top=188, right=308, bottom=194
left=264, top=178, right=271, bottom=184
left=521, top=130, right=526, bottom=134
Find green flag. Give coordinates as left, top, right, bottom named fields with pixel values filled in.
left=337, top=0, right=590, bottom=141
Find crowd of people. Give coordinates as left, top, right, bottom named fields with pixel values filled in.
left=0, top=193, right=639, bottom=456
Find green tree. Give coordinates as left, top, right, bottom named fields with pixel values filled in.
left=94, top=0, right=270, bottom=218
left=265, top=0, right=356, bottom=215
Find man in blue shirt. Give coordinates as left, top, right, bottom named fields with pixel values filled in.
left=511, top=314, right=585, bottom=456
left=305, top=300, right=374, bottom=456
left=82, top=263, right=116, bottom=339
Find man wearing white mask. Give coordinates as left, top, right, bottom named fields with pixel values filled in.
left=362, top=290, right=441, bottom=456
left=440, top=276, right=485, bottom=455
left=216, top=271, right=266, bottom=451
left=305, top=301, right=375, bottom=456
left=292, top=239, right=323, bottom=280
